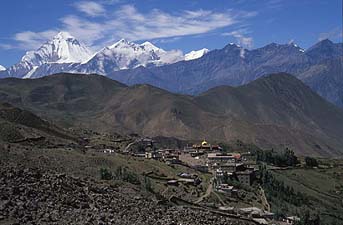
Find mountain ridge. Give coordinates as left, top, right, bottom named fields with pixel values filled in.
left=2, top=32, right=93, bottom=79
left=0, top=72, right=342, bottom=157
left=109, top=39, right=343, bottom=107
left=0, top=32, right=206, bottom=79
left=1, top=34, right=342, bottom=108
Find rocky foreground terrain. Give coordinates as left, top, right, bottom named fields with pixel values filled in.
left=0, top=164, right=255, bottom=225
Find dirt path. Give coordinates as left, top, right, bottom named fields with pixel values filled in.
left=194, top=178, right=213, bottom=203
left=259, top=186, right=270, bottom=211
left=161, top=186, right=169, bottom=197
left=212, top=190, right=226, bottom=206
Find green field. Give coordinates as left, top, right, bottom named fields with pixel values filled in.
left=269, top=164, right=343, bottom=224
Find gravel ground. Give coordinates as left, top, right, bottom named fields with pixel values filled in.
left=0, top=166, right=256, bottom=225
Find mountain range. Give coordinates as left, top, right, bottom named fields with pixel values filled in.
left=0, top=73, right=343, bottom=157
left=110, top=39, right=343, bottom=108
left=0, top=32, right=342, bottom=108
left=0, top=32, right=207, bottom=79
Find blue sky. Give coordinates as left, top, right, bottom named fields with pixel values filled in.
left=0, top=0, right=341, bottom=67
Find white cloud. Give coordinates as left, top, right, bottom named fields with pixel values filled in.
left=8, top=4, right=256, bottom=51
left=267, top=0, right=284, bottom=9
left=100, top=0, right=122, bottom=5
left=155, top=37, right=182, bottom=44
left=158, top=50, right=184, bottom=64
left=14, top=30, right=58, bottom=50
left=74, top=1, right=106, bottom=17
left=0, top=43, right=15, bottom=50
left=60, top=15, right=106, bottom=46
left=222, top=30, right=253, bottom=48
left=318, top=27, right=342, bottom=41
left=103, top=5, right=240, bottom=42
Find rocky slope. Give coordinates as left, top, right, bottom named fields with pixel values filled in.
left=0, top=159, right=255, bottom=225
left=0, top=102, right=76, bottom=144
left=0, top=73, right=343, bottom=156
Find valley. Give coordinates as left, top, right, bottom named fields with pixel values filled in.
left=0, top=101, right=342, bottom=224
left=0, top=1, right=342, bottom=224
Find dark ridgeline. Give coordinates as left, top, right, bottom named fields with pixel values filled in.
left=0, top=72, right=343, bottom=157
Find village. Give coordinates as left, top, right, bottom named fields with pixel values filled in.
left=96, top=136, right=302, bottom=225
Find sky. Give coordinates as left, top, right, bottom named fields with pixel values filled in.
left=0, top=0, right=342, bottom=67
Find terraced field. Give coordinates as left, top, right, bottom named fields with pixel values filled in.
left=271, top=165, right=343, bottom=224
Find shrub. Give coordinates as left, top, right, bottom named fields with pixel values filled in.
left=100, top=168, right=113, bottom=180
left=114, top=166, right=141, bottom=185
left=305, top=157, right=318, bottom=168
left=256, top=148, right=299, bottom=167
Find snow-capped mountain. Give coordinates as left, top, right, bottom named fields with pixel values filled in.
left=2, top=33, right=186, bottom=78
left=140, top=41, right=165, bottom=53
left=28, top=31, right=93, bottom=64
left=77, top=39, right=183, bottom=75
left=184, top=48, right=209, bottom=61
left=5, top=32, right=93, bottom=78
left=0, top=65, right=5, bottom=71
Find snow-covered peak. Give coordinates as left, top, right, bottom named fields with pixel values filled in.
left=288, top=42, right=305, bottom=53
left=21, top=31, right=93, bottom=66
left=288, top=42, right=300, bottom=49
left=84, top=39, right=161, bottom=72
left=109, top=39, right=134, bottom=49
left=5, top=31, right=94, bottom=78
left=140, top=41, right=165, bottom=53
left=184, top=48, right=209, bottom=61
left=0, top=65, right=6, bottom=71
left=105, top=39, right=158, bottom=57
left=53, top=31, right=75, bottom=40
left=78, top=39, right=184, bottom=74
left=108, top=39, right=166, bottom=54
left=224, top=42, right=242, bottom=49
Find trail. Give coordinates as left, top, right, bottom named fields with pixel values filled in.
left=194, top=178, right=213, bottom=204
left=161, top=186, right=169, bottom=197
left=212, top=190, right=226, bottom=206
left=259, top=186, right=270, bottom=211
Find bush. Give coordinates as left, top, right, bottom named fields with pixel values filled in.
left=100, top=167, right=141, bottom=185
left=144, top=176, right=153, bottom=192
left=256, top=148, right=299, bottom=167
left=305, top=157, right=318, bottom=168
left=100, top=168, right=113, bottom=180
left=114, top=166, right=141, bottom=185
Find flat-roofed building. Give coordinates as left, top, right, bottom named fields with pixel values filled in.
left=207, top=153, right=238, bottom=168
left=236, top=170, right=255, bottom=186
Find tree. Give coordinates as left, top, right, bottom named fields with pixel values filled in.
left=100, top=168, right=112, bottom=180
left=144, top=176, right=153, bottom=192
left=305, top=157, right=318, bottom=168
left=256, top=148, right=299, bottom=167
